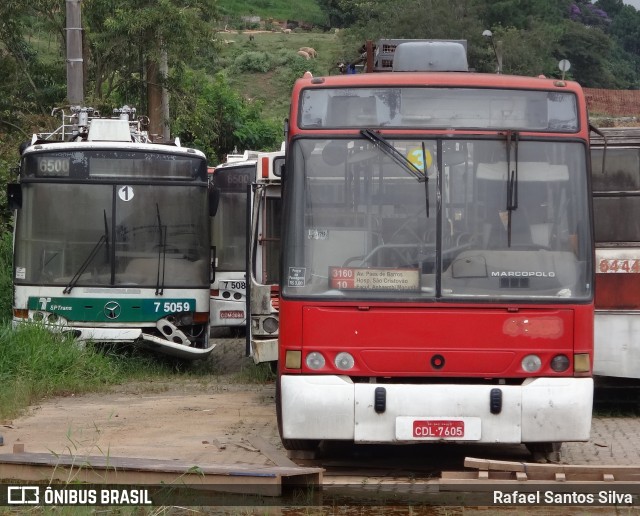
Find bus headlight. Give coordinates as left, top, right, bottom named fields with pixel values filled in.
left=263, top=317, right=278, bottom=334
left=550, top=354, right=570, bottom=372
left=334, top=352, right=355, bottom=370
left=47, top=313, right=60, bottom=324
left=521, top=354, right=542, bottom=373
left=306, top=352, right=325, bottom=370
left=32, top=311, right=45, bottom=322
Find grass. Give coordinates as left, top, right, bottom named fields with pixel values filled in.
left=220, top=30, right=345, bottom=120
left=218, top=0, right=327, bottom=27
left=0, top=324, right=181, bottom=420
left=0, top=320, right=276, bottom=420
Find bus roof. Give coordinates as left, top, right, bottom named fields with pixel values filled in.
left=292, top=71, right=583, bottom=94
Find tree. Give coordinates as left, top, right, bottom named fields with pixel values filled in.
left=82, top=0, right=219, bottom=131
left=171, top=70, right=281, bottom=164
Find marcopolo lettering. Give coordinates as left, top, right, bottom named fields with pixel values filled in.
left=491, top=271, right=556, bottom=278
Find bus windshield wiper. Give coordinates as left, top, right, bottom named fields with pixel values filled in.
left=155, top=203, right=166, bottom=295
left=361, top=129, right=429, bottom=216
left=505, top=130, right=519, bottom=247
left=64, top=235, right=106, bottom=294
left=361, top=129, right=425, bottom=182
left=103, top=210, right=110, bottom=264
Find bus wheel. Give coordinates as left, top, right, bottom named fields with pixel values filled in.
left=525, top=442, right=562, bottom=463
left=276, top=376, right=320, bottom=452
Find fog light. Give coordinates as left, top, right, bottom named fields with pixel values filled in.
left=574, top=353, right=591, bottom=373
left=285, top=350, right=301, bottom=369
left=306, top=351, right=325, bottom=370
left=33, top=311, right=45, bottom=322
left=263, top=316, right=278, bottom=334
left=334, top=352, right=354, bottom=370
left=550, top=354, right=570, bottom=372
left=47, top=313, right=59, bottom=324
left=521, top=354, right=542, bottom=373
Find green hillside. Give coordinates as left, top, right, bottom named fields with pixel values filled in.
left=219, top=31, right=343, bottom=122
left=218, top=0, right=327, bottom=27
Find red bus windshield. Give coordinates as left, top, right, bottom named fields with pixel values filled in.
left=282, top=136, right=591, bottom=301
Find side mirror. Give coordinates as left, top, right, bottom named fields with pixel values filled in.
left=7, top=183, right=22, bottom=210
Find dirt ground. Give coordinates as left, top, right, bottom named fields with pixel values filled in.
left=0, top=338, right=282, bottom=466
left=2, top=338, right=640, bottom=471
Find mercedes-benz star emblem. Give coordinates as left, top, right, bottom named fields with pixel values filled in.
left=104, top=301, right=121, bottom=320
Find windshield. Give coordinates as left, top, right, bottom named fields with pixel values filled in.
left=14, top=183, right=210, bottom=288
left=591, top=146, right=640, bottom=243
left=211, top=165, right=255, bottom=272
left=282, top=137, right=592, bottom=301
left=300, top=87, right=578, bottom=132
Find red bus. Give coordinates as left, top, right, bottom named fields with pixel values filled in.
left=277, top=41, right=594, bottom=461
left=590, top=127, right=640, bottom=379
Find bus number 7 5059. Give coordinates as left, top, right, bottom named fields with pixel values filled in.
left=154, top=301, right=191, bottom=313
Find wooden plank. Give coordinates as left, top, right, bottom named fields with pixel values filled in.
left=555, top=472, right=566, bottom=482
left=246, top=435, right=298, bottom=468
left=0, top=452, right=323, bottom=497
left=464, top=457, right=640, bottom=476
left=516, top=472, right=527, bottom=481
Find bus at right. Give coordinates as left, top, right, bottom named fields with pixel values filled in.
left=591, top=127, right=640, bottom=379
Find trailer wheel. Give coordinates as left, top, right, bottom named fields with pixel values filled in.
left=276, top=376, right=320, bottom=452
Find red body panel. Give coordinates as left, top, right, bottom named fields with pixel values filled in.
left=280, top=301, right=593, bottom=377
left=595, top=274, right=640, bottom=310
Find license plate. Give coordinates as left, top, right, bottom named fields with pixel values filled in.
left=413, top=420, right=464, bottom=438
left=220, top=310, right=244, bottom=319
left=396, top=417, right=481, bottom=441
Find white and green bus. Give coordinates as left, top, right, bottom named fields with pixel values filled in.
left=8, top=107, right=216, bottom=360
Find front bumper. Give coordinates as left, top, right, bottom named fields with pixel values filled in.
left=281, top=375, right=593, bottom=443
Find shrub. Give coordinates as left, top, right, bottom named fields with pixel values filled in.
left=233, top=51, right=272, bottom=73
left=0, top=231, right=12, bottom=323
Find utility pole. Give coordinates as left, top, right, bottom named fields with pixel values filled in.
left=66, top=0, right=84, bottom=104
left=147, top=43, right=170, bottom=142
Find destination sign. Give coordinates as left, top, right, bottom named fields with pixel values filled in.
left=329, top=266, right=420, bottom=291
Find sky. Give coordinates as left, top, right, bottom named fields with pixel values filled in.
left=623, top=0, right=640, bottom=9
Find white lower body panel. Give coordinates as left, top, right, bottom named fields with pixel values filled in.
left=281, top=375, right=593, bottom=443
left=209, top=298, right=246, bottom=328
left=251, top=338, right=278, bottom=364
left=594, top=311, right=640, bottom=379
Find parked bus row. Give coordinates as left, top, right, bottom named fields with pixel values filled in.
left=7, top=38, right=638, bottom=463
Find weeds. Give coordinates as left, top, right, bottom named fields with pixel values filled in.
left=0, top=324, right=180, bottom=420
